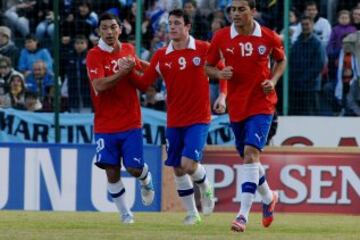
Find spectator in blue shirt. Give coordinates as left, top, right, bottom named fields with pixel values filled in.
left=18, top=34, right=53, bottom=78
left=25, top=60, right=54, bottom=101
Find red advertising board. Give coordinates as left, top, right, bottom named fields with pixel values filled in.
left=203, top=147, right=360, bottom=214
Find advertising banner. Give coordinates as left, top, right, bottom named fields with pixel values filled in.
left=0, top=143, right=162, bottom=212
left=0, top=108, right=231, bottom=145
left=203, top=148, right=360, bottom=214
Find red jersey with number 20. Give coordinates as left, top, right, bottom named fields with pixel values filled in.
left=131, top=36, right=212, bottom=127
left=86, top=39, right=142, bottom=133
left=207, top=21, right=285, bottom=122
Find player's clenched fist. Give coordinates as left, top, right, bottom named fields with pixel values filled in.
left=118, top=56, right=135, bottom=74
left=261, top=79, right=275, bottom=95
left=217, top=66, right=233, bottom=80
left=213, top=93, right=227, bottom=114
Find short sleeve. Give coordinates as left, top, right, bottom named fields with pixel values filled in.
left=86, top=50, right=105, bottom=81
left=130, top=50, right=160, bottom=92
left=207, top=32, right=222, bottom=66
left=271, top=32, right=285, bottom=61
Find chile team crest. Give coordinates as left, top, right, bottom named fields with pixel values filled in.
left=258, top=45, right=266, bottom=55
left=193, top=57, right=201, bottom=66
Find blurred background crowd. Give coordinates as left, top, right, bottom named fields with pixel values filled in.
left=0, top=0, right=360, bottom=116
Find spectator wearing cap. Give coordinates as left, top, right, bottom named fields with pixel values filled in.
left=0, top=26, right=19, bottom=66
left=18, top=34, right=53, bottom=77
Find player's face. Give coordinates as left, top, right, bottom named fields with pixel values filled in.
left=99, top=19, right=121, bottom=46
left=230, top=0, right=255, bottom=28
left=168, top=15, right=190, bottom=41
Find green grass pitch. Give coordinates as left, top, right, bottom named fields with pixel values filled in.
left=0, top=211, right=359, bottom=240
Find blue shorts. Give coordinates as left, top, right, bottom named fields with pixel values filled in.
left=165, top=123, right=209, bottom=167
left=94, top=128, right=144, bottom=169
left=230, top=114, right=273, bottom=157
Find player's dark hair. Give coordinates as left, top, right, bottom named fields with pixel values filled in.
left=98, top=12, right=121, bottom=28
left=169, top=9, right=191, bottom=25
left=232, top=0, right=256, bottom=9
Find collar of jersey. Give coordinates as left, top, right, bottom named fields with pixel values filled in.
left=165, top=35, right=196, bottom=55
left=98, top=38, right=121, bottom=53
left=230, top=20, right=262, bottom=39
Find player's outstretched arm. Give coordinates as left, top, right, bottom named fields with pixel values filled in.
left=129, top=53, right=160, bottom=92
left=92, top=57, right=135, bottom=92
left=130, top=67, right=158, bottom=92
left=206, top=63, right=233, bottom=80
left=139, top=59, right=150, bottom=70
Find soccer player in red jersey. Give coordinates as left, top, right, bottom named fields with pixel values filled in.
left=125, top=9, right=226, bottom=224
left=206, top=0, right=287, bottom=232
left=86, top=13, right=155, bottom=224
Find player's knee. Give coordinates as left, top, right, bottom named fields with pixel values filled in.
left=181, top=159, right=197, bottom=174
left=105, top=166, right=120, bottom=183
left=126, top=167, right=142, bottom=177
left=173, top=167, right=185, bottom=176
left=243, top=146, right=260, bottom=163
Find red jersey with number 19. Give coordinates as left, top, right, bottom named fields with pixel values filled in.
left=131, top=36, right=211, bottom=127
left=86, top=39, right=142, bottom=133
left=207, top=21, right=285, bottom=122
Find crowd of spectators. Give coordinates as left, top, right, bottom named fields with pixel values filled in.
left=0, top=0, right=360, bottom=116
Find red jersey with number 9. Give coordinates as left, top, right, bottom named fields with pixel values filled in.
left=131, top=36, right=212, bottom=127
left=86, top=40, right=142, bottom=133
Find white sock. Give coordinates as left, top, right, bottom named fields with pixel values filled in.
left=108, top=179, right=130, bottom=216
left=138, top=163, right=151, bottom=186
left=258, top=164, right=273, bottom=205
left=174, top=174, right=198, bottom=216
left=191, top=164, right=210, bottom=193
left=238, top=163, right=259, bottom=222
